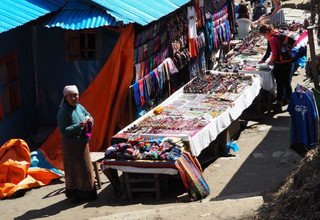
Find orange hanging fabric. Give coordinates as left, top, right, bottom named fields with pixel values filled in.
left=39, top=24, right=135, bottom=171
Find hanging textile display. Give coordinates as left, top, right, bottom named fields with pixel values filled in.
left=133, top=19, right=168, bottom=82
left=132, top=7, right=193, bottom=114
left=209, top=4, right=231, bottom=49
left=197, top=31, right=207, bottom=73
left=167, top=8, right=191, bottom=70
left=227, top=0, right=236, bottom=34
left=187, top=0, right=207, bottom=78
left=131, top=0, right=237, bottom=115
left=204, top=0, right=228, bottom=16
left=204, top=1, right=233, bottom=68
left=188, top=6, right=198, bottom=58
left=288, top=85, right=319, bottom=156
left=132, top=58, right=179, bottom=111
left=193, top=0, right=205, bottom=29
left=134, top=48, right=169, bottom=82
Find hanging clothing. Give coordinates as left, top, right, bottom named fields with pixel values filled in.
left=269, top=9, right=285, bottom=26
left=288, top=86, right=319, bottom=150
left=188, top=6, right=198, bottom=58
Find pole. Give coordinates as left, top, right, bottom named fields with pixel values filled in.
left=307, top=26, right=320, bottom=91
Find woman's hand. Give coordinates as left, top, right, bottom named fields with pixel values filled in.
left=254, top=15, right=267, bottom=26
left=267, top=61, right=274, bottom=66
left=85, top=115, right=92, bottom=124
left=80, top=120, right=87, bottom=127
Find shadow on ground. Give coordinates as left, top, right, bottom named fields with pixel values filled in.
left=210, top=110, right=302, bottom=201
left=13, top=175, right=188, bottom=219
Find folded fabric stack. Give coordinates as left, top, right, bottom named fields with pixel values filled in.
left=105, top=137, right=185, bottom=161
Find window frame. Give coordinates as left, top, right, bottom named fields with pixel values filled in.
left=65, top=30, right=98, bottom=61
left=0, top=51, right=21, bottom=118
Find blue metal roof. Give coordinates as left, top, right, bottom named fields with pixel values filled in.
left=0, top=0, right=65, bottom=33
left=45, top=8, right=119, bottom=30
left=91, top=0, right=191, bottom=25
left=46, top=0, right=191, bottom=29
left=0, top=0, right=191, bottom=32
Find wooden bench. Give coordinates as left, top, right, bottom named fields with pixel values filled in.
left=101, top=160, right=178, bottom=199
left=90, top=152, right=105, bottom=189
left=122, top=172, right=168, bottom=200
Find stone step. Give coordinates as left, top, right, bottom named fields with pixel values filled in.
left=90, top=195, right=264, bottom=220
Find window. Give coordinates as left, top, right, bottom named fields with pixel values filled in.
left=65, top=30, right=97, bottom=61
left=0, top=51, right=21, bottom=117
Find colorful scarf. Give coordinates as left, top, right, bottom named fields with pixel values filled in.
left=175, top=151, right=210, bottom=201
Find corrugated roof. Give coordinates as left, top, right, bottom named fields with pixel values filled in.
left=46, top=0, right=191, bottom=30
left=91, top=0, right=191, bottom=25
left=0, top=0, right=191, bottom=32
left=45, top=8, right=119, bottom=30
left=0, top=0, right=65, bottom=33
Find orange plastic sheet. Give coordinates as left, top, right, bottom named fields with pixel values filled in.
left=0, top=139, right=61, bottom=199
left=39, top=24, right=135, bottom=171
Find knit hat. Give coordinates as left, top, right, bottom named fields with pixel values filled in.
left=63, top=85, right=79, bottom=97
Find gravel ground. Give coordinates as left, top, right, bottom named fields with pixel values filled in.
left=1, top=3, right=317, bottom=220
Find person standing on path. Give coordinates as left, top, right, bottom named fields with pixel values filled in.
left=259, top=24, right=293, bottom=108
left=254, top=0, right=284, bottom=26
left=235, top=2, right=257, bottom=39
left=57, top=85, right=97, bottom=202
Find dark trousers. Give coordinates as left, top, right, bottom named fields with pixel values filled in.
left=273, top=62, right=292, bottom=102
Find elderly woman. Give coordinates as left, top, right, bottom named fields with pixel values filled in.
left=57, top=85, right=97, bottom=202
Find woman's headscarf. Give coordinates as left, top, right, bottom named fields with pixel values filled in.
left=63, top=85, right=79, bottom=98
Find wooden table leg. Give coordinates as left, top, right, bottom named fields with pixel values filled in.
left=123, top=172, right=132, bottom=199
left=154, top=174, right=161, bottom=200
left=102, top=168, right=122, bottom=197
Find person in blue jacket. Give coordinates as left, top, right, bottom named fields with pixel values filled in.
left=57, top=85, right=97, bottom=202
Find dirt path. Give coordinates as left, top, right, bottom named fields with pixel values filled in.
left=0, top=4, right=315, bottom=220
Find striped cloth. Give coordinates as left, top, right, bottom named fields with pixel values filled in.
left=269, top=9, right=285, bottom=26
left=175, top=151, right=210, bottom=201
left=101, top=151, right=210, bottom=200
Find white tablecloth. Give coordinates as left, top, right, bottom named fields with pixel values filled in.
left=118, top=72, right=262, bottom=157
left=101, top=164, right=178, bottom=175
left=240, top=70, right=275, bottom=92
left=188, top=72, right=261, bottom=156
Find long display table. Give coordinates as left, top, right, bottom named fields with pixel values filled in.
left=101, top=71, right=261, bottom=199
left=112, top=72, right=261, bottom=156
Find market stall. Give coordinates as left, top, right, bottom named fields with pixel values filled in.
left=223, top=31, right=275, bottom=92
left=219, top=30, right=283, bottom=112
left=101, top=71, right=261, bottom=200
left=100, top=2, right=311, bottom=201
left=100, top=0, right=246, bottom=201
